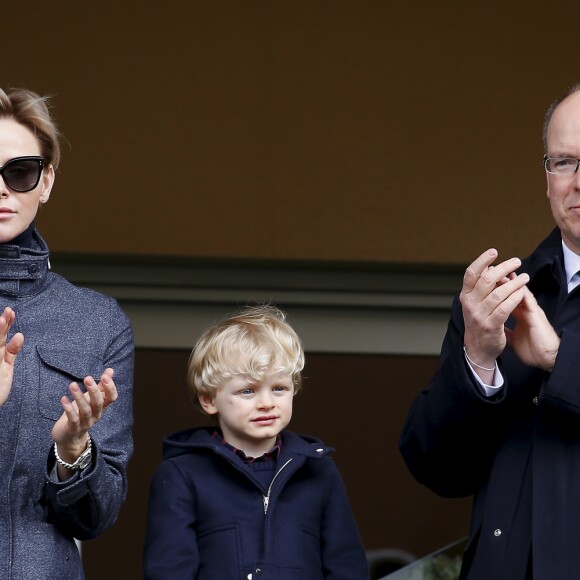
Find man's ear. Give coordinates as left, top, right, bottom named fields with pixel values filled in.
left=199, top=394, right=218, bottom=415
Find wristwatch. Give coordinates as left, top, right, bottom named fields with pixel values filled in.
left=54, top=435, right=92, bottom=471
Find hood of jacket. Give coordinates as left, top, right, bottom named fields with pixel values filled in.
left=161, top=426, right=334, bottom=462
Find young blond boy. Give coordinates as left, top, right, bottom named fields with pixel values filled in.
left=144, top=305, right=368, bottom=579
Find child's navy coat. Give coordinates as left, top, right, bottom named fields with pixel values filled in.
left=144, top=427, right=368, bottom=579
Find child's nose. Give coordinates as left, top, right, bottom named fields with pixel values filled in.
left=257, top=391, right=274, bottom=408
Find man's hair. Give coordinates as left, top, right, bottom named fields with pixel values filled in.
left=187, top=305, right=305, bottom=412
left=0, top=87, right=61, bottom=169
left=543, top=82, right=580, bottom=153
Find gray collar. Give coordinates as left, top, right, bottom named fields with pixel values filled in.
left=0, top=231, right=50, bottom=297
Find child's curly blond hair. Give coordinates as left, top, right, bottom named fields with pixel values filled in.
left=187, top=305, right=304, bottom=412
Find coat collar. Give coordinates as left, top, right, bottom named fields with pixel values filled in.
left=0, top=229, right=50, bottom=297
left=517, top=227, right=567, bottom=297
left=520, top=227, right=563, bottom=278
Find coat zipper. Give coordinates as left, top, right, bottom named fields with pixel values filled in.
left=262, top=458, right=293, bottom=514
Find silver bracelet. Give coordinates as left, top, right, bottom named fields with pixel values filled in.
left=463, top=347, right=496, bottom=372
left=54, top=435, right=92, bottom=471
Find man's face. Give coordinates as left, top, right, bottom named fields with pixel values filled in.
left=546, top=92, right=580, bottom=254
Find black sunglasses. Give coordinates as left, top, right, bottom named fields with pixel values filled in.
left=0, top=156, right=44, bottom=192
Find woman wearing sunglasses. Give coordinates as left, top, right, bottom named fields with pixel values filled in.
left=0, top=87, right=134, bottom=579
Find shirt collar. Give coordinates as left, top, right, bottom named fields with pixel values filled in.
left=561, top=239, right=580, bottom=286
left=213, top=429, right=282, bottom=463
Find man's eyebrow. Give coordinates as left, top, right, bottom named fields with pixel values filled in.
left=548, top=152, right=578, bottom=158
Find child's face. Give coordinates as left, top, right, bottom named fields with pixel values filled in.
left=199, top=371, right=294, bottom=457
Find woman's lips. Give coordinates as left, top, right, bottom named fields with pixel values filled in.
left=0, top=208, right=15, bottom=219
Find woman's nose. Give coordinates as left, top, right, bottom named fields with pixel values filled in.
left=0, top=176, right=9, bottom=197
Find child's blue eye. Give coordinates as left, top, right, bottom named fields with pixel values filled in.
left=273, top=385, right=289, bottom=392
left=240, top=389, right=254, bottom=395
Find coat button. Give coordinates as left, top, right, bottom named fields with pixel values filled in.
left=494, top=529, right=502, bottom=537
left=255, top=569, right=262, bottom=576
left=533, top=396, right=539, bottom=405
left=28, top=263, right=39, bottom=275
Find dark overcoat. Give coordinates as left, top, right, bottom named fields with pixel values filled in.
left=400, top=228, right=580, bottom=580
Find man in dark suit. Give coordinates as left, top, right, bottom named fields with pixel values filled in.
left=400, top=84, right=580, bottom=580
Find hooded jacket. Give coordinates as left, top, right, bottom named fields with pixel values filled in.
left=400, top=228, right=580, bottom=579
left=144, top=427, right=368, bottom=580
left=0, top=229, right=134, bottom=579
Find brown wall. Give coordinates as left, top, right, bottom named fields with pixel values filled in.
left=3, top=2, right=575, bottom=264
left=2, top=3, right=573, bottom=577
left=82, top=349, right=470, bottom=579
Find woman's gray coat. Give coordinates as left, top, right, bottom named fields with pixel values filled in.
left=0, top=230, right=134, bottom=579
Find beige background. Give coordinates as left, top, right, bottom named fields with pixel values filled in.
left=4, top=1, right=571, bottom=264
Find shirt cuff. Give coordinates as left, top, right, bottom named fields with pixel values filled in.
left=467, top=360, right=504, bottom=397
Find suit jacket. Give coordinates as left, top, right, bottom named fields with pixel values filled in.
left=400, top=227, right=580, bottom=580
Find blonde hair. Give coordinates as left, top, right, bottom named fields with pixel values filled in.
left=0, top=87, right=61, bottom=169
left=188, top=305, right=304, bottom=412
